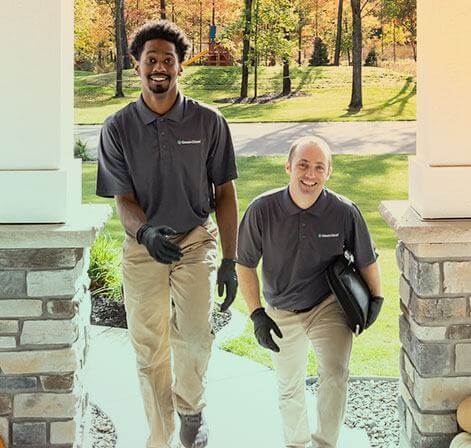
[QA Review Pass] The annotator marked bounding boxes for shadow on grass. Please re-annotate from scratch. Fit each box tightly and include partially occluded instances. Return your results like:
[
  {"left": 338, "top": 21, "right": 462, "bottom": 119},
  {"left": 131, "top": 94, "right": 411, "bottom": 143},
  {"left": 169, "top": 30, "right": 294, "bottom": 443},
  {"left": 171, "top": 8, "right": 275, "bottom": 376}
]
[
  {"left": 341, "top": 77, "right": 416, "bottom": 119},
  {"left": 293, "top": 67, "right": 322, "bottom": 93}
]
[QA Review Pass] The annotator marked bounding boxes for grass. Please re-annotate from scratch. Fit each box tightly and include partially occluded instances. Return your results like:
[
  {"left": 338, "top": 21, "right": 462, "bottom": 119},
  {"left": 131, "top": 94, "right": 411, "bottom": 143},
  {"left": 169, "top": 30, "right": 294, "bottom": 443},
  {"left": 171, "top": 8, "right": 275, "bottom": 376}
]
[
  {"left": 75, "top": 65, "right": 416, "bottom": 124},
  {"left": 82, "top": 153, "right": 407, "bottom": 377}
]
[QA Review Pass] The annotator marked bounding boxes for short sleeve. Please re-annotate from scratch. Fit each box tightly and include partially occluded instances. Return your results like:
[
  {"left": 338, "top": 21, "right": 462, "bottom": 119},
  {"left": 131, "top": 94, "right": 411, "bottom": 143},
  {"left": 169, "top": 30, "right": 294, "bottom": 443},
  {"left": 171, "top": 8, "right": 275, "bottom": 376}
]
[
  {"left": 207, "top": 112, "right": 238, "bottom": 186},
  {"left": 345, "top": 203, "right": 378, "bottom": 268},
  {"left": 236, "top": 203, "right": 263, "bottom": 268},
  {"left": 96, "top": 118, "right": 134, "bottom": 198}
]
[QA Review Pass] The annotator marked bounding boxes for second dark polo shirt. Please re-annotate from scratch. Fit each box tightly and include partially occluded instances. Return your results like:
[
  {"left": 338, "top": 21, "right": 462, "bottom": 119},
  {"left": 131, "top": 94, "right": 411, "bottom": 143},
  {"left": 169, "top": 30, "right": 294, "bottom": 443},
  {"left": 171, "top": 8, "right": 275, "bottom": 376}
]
[
  {"left": 96, "top": 94, "right": 238, "bottom": 233},
  {"left": 237, "top": 187, "right": 377, "bottom": 311}
]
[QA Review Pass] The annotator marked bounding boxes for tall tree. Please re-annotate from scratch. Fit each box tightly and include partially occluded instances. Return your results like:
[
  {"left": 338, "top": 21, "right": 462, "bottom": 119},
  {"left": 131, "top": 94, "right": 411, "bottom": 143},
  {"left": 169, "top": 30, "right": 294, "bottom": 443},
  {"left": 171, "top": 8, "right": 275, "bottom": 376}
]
[
  {"left": 282, "top": 29, "right": 291, "bottom": 95},
  {"left": 240, "top": 0, "right": 253, "bottom": 98},
  {"left": 382, "top": 0, "right": 416, "bottom": 61},
  {"left": 114, "top": 0, "right": 125, "bottom": 97},
  {"left": 348, "top": 0, "right": 362, "bottom": 111},
  {"left": 333, "top": 0, "right": 343, "bottom": 65},
  {"left": 160, "top": 0, "right": 166, "bottom": 18},
  {"left": 120, "top": 0, "right": 132, "bottom": 69}
]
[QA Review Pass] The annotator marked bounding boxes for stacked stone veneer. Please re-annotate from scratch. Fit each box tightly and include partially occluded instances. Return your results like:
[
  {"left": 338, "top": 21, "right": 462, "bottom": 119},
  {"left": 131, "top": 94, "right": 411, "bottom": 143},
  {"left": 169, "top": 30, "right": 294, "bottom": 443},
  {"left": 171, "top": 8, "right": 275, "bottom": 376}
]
[
  {"left": 0, "top": 248, "right": 91, "bottom": 447},
  {"left": 396, "top": 242, "right": 471, "bottom": 448}
]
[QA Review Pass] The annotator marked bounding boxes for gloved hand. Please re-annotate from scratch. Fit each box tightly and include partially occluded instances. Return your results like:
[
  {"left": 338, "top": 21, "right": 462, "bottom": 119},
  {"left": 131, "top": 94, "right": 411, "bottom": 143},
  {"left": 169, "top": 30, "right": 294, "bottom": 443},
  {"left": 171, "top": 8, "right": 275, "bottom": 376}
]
[
  {"left": 217, "top": 258, "right": 238, "bottom": 312},
  {"left": 366, "top": 295, "right": 384, "bottom": 328},
  {"left": 250, "top": 307, "right": 283, "bottom": 352},
  {"left": 136, "top": 224, "right": 183, "bottom": 264}
]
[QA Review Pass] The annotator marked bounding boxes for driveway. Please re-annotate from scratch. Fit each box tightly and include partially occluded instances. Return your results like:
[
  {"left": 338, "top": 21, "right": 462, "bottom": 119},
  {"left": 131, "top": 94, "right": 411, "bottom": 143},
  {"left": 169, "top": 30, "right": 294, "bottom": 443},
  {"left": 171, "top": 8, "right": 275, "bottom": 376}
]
[{"left": 75, "top": 121, "right": 416, "bottom": 159}]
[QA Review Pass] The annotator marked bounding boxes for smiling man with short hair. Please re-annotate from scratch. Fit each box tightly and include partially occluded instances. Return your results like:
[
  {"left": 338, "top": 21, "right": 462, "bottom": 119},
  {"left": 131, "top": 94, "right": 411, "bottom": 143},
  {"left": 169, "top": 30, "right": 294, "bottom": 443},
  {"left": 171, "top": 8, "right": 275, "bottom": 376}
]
[
  {"left": 96, "top": 20, "right": 238, "bottom": 448},
  {"left": 236, "top": 136, "right": 382, "bottom": 448}
]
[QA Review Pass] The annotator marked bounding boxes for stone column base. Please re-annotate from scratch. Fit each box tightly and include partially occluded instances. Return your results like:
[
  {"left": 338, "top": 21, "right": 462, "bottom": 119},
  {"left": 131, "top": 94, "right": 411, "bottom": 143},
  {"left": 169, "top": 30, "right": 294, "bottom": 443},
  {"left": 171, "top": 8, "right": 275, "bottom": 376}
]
[
  {"left": 0, "top": 204, "right": 111, "bottom": 447},
  {"left": 380, "top": 200, "right": 471, "bottom": 448}
]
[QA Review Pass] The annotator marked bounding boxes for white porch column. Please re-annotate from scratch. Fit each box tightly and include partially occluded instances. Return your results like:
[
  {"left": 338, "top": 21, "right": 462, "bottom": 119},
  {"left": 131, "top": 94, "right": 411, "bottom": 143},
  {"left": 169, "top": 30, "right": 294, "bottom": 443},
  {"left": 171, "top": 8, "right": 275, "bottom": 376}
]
[
  {"left": 409, "top": 0, "right": 471, "bottom": 219},
  {"left": 381, "top": 2, "right": 471, "bottom": 447},
  {"left": 0, "top": 0, "right": 80, "bottom": 223}
]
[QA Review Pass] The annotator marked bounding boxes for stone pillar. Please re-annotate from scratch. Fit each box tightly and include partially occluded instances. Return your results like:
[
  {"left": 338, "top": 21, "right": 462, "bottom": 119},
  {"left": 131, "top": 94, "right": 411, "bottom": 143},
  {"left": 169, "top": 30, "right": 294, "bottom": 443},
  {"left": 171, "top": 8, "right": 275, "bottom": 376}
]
[
  {"left": 0, "top": 207, "right": 111, "bottom": 447},
  {"left": 380, "top": 202, "right": 471, "bottom": 448},
  {"left": 0, "top": 1, "right": 112, "bottom": 446},
  {"left": 381, "top": 1, "right": 471, "bottom": 446}
]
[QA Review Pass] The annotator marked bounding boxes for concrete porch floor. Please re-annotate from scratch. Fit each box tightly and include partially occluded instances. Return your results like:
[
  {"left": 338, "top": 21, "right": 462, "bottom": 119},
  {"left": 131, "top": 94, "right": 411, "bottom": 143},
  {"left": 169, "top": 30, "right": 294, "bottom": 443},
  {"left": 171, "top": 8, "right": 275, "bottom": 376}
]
[{"left": 84, "top": 323, "right": 371, "bottom": 448}]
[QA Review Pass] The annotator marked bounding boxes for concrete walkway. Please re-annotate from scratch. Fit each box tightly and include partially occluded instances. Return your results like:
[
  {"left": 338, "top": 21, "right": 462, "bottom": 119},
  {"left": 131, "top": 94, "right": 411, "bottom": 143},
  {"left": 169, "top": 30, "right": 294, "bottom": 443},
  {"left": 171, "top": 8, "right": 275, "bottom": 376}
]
[
  {"left": 84, "top": 315, "right": 371, "bottom": 448},
  {"left": 75, "top": 121, "right": 416, "bottom": 159}
]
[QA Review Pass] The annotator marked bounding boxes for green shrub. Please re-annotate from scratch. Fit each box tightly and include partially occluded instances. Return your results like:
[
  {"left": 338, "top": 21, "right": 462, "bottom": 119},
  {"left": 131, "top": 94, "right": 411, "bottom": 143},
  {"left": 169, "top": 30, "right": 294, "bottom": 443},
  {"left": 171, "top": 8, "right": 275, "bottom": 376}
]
[
  {"left": 89, "top": 233, "right": 122, "bottom": 301},
  {"left": 309, "top": 37, "right": 329, "bottom": 66},
  {"left": 74, "top": 137, "right": 94, "bottom": 161},
  {"left": 365, "top": 47, "right": 378, "bottom": 67}
]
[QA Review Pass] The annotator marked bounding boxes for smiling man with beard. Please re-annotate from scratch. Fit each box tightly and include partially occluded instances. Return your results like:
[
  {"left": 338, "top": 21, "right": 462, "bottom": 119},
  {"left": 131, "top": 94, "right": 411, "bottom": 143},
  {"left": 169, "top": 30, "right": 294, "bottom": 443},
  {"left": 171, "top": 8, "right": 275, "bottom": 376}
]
[
  {"left": 236, "top": 136, "right": 382, "bottom": 448},
  {"left": 96, "top": 20, "right": 238, "bottom": 448}
]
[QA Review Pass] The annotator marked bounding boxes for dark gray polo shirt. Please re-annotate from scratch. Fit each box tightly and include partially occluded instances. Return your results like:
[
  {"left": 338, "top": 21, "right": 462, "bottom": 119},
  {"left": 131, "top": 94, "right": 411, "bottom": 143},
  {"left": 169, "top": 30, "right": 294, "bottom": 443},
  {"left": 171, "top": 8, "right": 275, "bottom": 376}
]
[
  {"left": 96, "top": 93, "right": 238, "bottom": 233},
  {"left": 237, "top": 187, "right": 377, "bottom": 311}
]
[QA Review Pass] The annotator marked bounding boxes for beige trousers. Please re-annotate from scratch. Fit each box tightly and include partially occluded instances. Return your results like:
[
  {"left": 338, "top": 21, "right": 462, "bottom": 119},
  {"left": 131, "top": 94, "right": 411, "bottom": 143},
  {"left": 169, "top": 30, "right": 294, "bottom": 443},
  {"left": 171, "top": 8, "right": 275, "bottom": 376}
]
[
  {"left": 267, "top": 295, "right": 353, "bottom": 448},
  {"left": 122, "top": 218, "right": 218, "bottom": 448}
]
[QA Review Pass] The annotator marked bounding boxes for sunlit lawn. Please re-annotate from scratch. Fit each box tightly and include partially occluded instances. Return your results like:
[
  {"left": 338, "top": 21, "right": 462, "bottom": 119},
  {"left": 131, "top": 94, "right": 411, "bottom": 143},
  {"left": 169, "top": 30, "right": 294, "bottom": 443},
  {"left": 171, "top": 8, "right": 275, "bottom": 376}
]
[
  {"left": 82, "top": 153, "right": 408, "bottom": 376},
  {"left": 75, "top": 65, "right": 416, "bottom": 124}
]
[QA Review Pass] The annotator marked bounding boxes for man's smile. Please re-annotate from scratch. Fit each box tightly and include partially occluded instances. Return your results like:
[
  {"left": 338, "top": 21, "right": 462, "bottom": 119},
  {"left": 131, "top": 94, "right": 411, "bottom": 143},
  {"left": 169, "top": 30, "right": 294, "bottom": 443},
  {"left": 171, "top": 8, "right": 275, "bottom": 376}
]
[
  {"left": 300, "top": 179, "right": 317, "bottom": 187},
  {"left": 149, "top": 74, "right": 169, "bottom": 82}
]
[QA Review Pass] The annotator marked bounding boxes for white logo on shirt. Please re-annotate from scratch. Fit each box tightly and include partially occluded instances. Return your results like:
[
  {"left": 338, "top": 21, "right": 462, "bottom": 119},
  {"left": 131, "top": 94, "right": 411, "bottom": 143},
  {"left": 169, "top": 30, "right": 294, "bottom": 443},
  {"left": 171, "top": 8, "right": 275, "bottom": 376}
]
[
  {"left": 318, "top": 233, "right": 340, "bottom": 238},
  {"left": 177, "top": 140, "right": 201, "bottom": 145}
]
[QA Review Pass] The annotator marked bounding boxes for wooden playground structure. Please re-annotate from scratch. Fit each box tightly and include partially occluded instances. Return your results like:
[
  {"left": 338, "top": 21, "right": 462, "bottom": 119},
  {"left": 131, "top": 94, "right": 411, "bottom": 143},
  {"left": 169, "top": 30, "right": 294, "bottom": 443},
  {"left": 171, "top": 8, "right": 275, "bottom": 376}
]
[{"left": 183, "top": 42, "right": 233, "bottom": 67}]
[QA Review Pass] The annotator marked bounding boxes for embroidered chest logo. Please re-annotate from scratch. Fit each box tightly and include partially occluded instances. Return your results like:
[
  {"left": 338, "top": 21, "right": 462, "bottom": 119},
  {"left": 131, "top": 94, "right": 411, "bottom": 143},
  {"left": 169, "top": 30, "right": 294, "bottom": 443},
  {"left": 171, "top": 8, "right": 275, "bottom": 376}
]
[
  {"left": 177, "top": 139, "right": 201, "bottom": 145},
  {"left": 318, "top": 233, "right": 340, "bottom": 238}
]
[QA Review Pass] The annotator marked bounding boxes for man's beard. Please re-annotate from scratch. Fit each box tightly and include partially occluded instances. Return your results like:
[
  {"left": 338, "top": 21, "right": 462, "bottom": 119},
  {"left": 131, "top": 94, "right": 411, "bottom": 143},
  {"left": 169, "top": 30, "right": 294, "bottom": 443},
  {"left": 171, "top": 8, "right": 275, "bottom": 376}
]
[{"left": 149, "top": 83, "right": 169, "bottom": 94}]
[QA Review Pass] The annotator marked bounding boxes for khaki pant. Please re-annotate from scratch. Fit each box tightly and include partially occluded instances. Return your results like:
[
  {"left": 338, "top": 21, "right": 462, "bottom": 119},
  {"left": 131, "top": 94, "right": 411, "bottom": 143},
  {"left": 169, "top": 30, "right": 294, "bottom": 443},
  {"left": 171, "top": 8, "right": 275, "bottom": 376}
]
[
  {"left": 267, "top": 295, "right": 353, "bottom": 448},
  {"left": 122, "top": 218, "right": 218, "bottom": 448}
]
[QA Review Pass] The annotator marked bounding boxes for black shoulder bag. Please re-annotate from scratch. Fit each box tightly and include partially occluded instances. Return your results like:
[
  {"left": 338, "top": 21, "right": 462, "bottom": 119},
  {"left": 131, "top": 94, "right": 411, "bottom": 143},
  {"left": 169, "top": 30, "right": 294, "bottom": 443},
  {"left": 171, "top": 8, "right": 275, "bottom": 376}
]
[{"left": 325, "top": 251, "right": 383, "bottom": 336}]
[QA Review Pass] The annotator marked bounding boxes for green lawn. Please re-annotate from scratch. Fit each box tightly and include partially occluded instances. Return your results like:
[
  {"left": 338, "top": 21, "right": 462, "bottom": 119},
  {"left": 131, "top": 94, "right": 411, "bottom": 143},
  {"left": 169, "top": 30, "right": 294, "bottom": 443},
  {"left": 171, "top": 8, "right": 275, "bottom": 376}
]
[
  {"left": 82, "top": 154, "right": 407, "bottom": 377},
  {"left": 75, "top": 65, "right": 416, "bottom": 124}
]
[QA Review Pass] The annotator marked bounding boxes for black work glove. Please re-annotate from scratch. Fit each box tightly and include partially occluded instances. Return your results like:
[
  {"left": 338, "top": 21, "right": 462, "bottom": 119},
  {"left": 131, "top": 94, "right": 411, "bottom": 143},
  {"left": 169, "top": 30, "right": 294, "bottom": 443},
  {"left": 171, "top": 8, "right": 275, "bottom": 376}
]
[
  {"left": 366, "top": 295, "right": 384, "bottom": 328},
  {"left": 136, "top": 224, "right": 183, "bottom": 264},
  {"left": 250, "top": 307, "right": 283, "bottom": 353},
  {"left": 217, "top": 259, "right": 238, "bottom": 312}
]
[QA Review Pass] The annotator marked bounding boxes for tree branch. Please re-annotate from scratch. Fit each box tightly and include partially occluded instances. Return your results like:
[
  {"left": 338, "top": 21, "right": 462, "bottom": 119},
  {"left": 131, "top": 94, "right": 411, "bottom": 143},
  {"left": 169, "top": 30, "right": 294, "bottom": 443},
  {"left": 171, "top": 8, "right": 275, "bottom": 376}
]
[{"left": 360, "top": 0, "right": 370, "bottom": 12}]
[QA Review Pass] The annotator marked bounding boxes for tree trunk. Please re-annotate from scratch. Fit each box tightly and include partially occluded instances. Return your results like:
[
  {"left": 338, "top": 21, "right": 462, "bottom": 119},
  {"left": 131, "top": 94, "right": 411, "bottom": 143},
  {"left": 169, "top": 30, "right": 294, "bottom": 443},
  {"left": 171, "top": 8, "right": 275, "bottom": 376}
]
[
  {"left": 297, "top": 25, "right": 302, "bottom": 66},
  {"left": 410, "top": 41, "right": 417, "bottom": 61},
  {"left": 344, "top": 16, "right": 351, "bottom": 65},
  {"left": 114, "top": 0, "right": 125, "bottom": 98},
  {"left": 282, "top": 29, "right": 291, "bottom": 95},
  {"left": 348, "top": 0, "right": 362, "bottom": 111},
  {"left": 119, "top": 0, "right": 131, "bottom": 69},
  {"left": 334, "top": 0, "right": 343, "bottom": 66},
  {"left": 253, "top": 0, "right": 259, "bottom": 98},
  {"left": 282, "top": 59, "right": 291, "bottom": 95},
  {"left": 393, "top": 21, "right": 396, "bottom": 62},
  {"left": 160, "top": 0, "right": 166, "bottom": 19},
  {"left": 240, "top": 0, "right": 252, "bottom": 99},
  {"left": 199, "top": 0, "right": 203, "bottom": 53}
]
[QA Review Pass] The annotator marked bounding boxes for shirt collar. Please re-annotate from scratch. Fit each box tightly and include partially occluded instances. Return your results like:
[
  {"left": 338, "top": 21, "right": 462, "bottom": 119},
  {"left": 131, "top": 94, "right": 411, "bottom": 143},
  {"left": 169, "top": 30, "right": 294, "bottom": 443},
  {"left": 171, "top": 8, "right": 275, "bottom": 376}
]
[
  {"left": 279, "top": 186, "right": 329, "bottom": 217},
  {"left": 136, "top": 92, "right": 185, "bottom": 125}
]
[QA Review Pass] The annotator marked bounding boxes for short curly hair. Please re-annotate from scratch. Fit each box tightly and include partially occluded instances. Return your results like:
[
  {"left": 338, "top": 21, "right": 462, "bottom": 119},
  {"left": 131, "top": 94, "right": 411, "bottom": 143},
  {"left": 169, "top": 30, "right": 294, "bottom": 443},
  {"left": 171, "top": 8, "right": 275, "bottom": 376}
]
[{"left": 129, "top": 20, "right": 191, "bottom": 63}]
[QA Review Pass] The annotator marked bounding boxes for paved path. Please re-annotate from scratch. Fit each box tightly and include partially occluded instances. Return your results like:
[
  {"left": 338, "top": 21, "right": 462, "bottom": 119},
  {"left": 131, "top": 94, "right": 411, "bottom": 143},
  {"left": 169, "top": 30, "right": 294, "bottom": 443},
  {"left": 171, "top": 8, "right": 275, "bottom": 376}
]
[
  {"left": 84, "top": 315, "right": 372, "bottom": 448},
  {"left": 75, "top": 121, "right": 416, "bottom": 158}
]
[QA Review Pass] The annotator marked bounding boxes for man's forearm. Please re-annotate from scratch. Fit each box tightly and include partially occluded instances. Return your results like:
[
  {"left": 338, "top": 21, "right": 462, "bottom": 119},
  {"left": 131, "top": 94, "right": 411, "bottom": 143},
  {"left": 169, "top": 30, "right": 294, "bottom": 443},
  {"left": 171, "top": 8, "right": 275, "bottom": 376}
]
[
  {"left": 115, "top": 196, "right": 147, "bottom": 238},
  {"left": 215, "top": 181, "right": 238, "bottom": 259},
  {"left": 236, "top": 264, "right": 263, "bottom": 314},
  {"left": 359, "top": 261, "right": 382, "bottom": 297}
]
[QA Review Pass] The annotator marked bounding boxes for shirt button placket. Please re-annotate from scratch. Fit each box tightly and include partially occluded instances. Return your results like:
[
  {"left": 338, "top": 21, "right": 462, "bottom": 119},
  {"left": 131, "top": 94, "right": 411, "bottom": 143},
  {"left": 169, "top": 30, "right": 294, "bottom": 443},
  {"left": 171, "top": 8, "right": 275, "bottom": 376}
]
[
  {"left": 158, "top": 120, "right": 170, "bottom": 164},
  {"left": 300, "top": 212, "right": 307, "bottom": 242}
]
